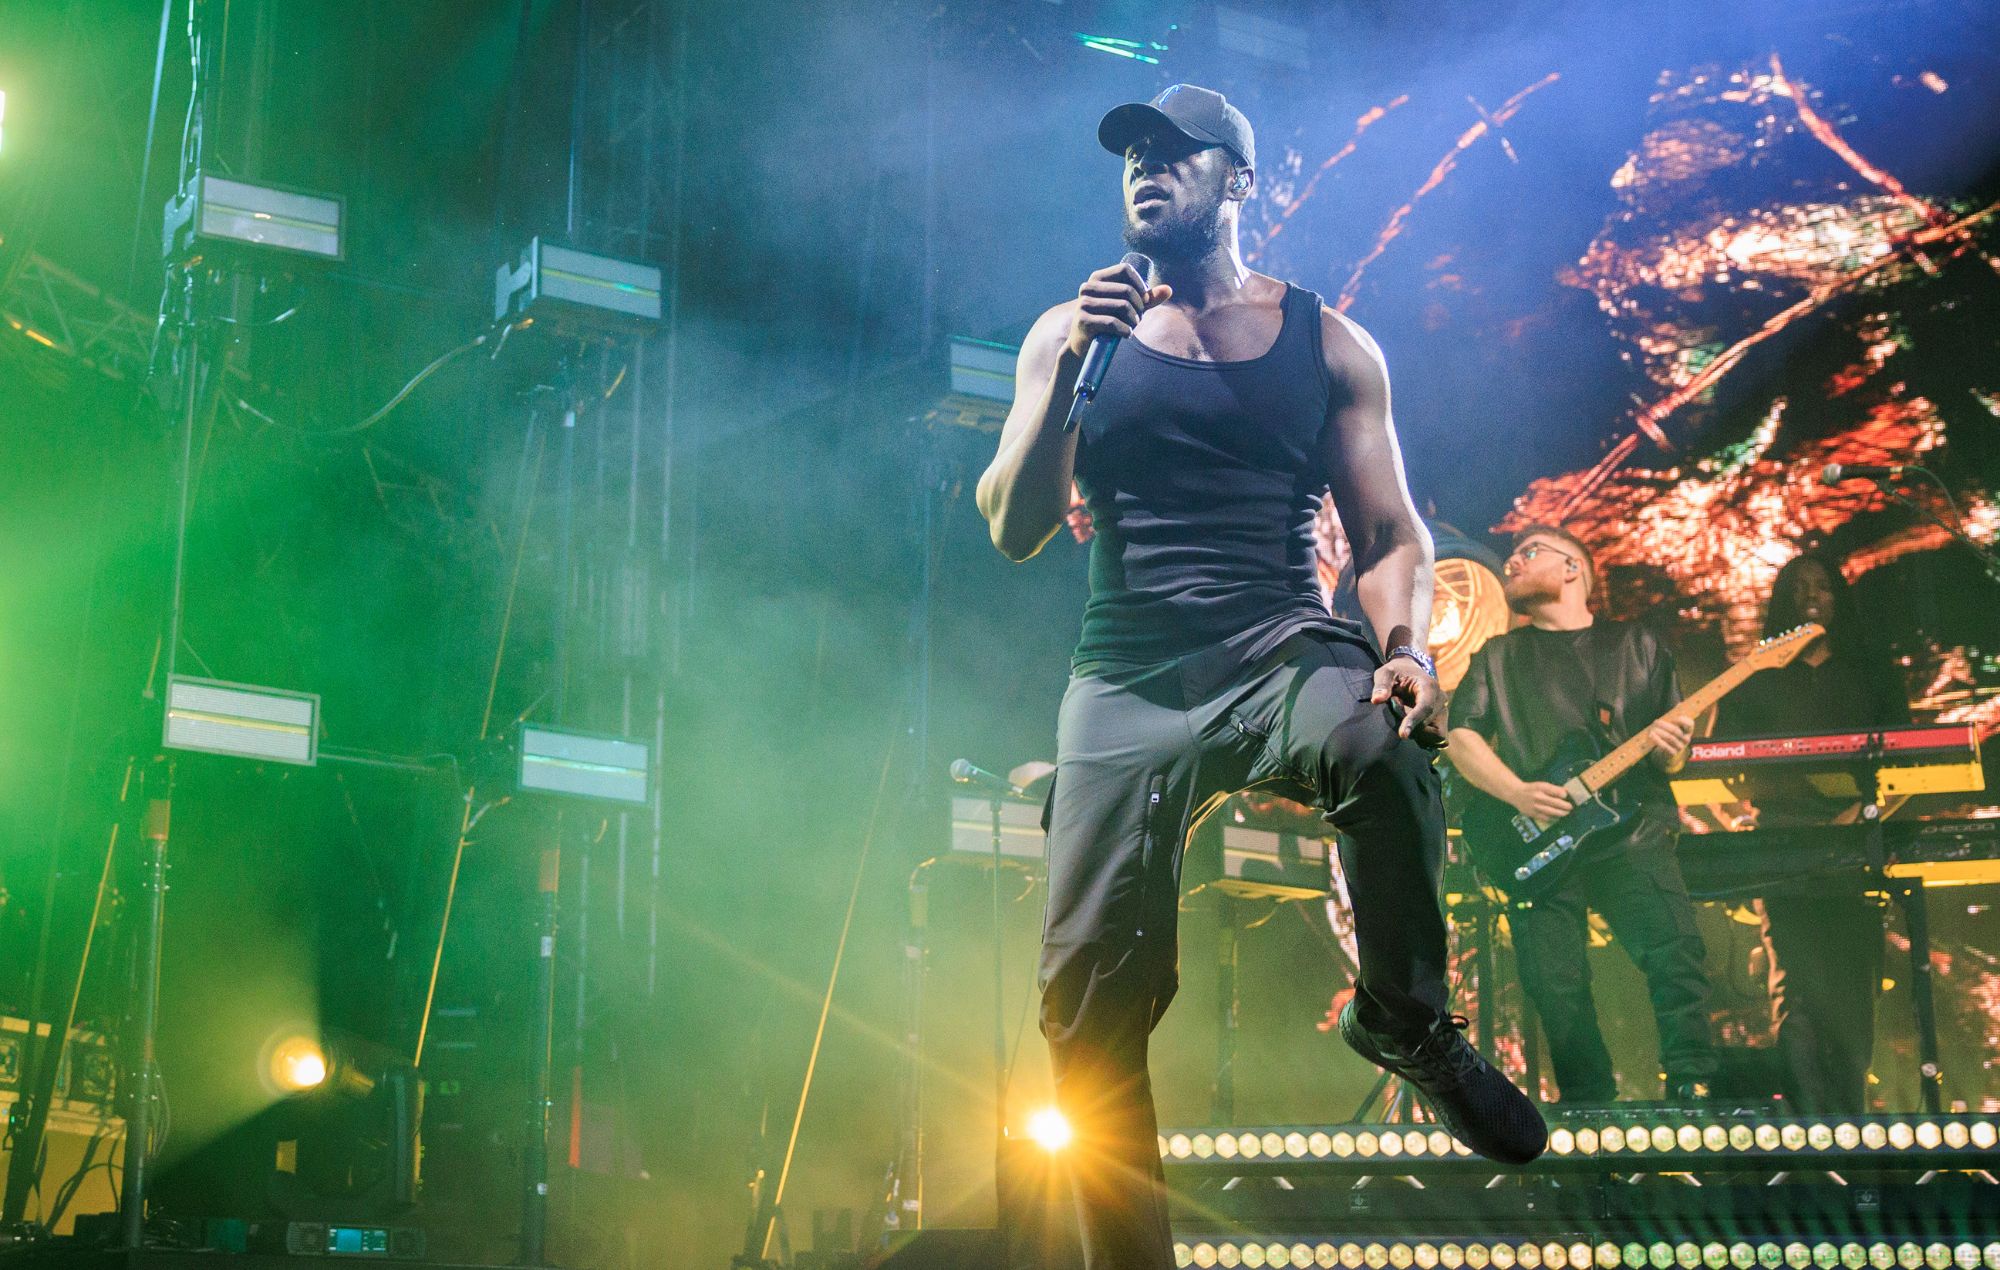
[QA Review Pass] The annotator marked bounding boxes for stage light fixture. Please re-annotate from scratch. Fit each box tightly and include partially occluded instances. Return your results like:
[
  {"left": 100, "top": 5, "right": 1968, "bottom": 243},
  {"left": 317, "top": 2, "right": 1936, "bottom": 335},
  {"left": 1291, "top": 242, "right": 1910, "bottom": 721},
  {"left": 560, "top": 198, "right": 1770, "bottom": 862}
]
[
  {"left": 518, "top": 725, "right": 650, "bottom": 805},
  {"left": 494, "top": 237, "right": 661, "bottom": 332},
  {"left": 1160, "top": 1113, "right": 2000, "bottom": 1172},
  {"left": 164, "top": 675, "right": 318, "bottom": 765},
  {"left": 948, "top": 336, "right": 1017, "bottom": 404},
  {"left": 266, "top": 1035, "right": 328, "bottom": 1094},
  {"left": 1158, "top": 1246, "right": 2000, "bottom": 1270},
  {"left": 164, "top": 171, "right": 344, "bottom": 262},
  {"left": 1025, "top": 1106, "right": 1072, "bottom": 1152}
]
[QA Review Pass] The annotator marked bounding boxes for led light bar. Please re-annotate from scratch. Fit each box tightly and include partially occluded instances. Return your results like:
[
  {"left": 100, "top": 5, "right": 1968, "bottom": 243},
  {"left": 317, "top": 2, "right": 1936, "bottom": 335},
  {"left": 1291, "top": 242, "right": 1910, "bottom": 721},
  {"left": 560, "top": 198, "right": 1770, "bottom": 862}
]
[
  {"left": 949, "top": 337, "right": 1018, "bottom": 404},
  {"left": 1218, "top": 824, "right": 1330, "bottom": 899},
  {"left": 949, "top": 796, "right": 1046, "bottom": 865},
  {"left": 1158, "top": 1114, "right": 2000, "bottom": 1171},
  {"left": 518, "top": 726, "right": 649, "bottom": 805},
  {"left": 1172, "top": 1240, "right": 2000, "bottom": 1270},
  {"left": 494, "top": 238, "right": 661, "bottom": 331},
  {"left": 164, "top": 172, "right": 344, "bottom": 262},
  {"left": 163, "top": 676, "right": 318, "bottom": 765}
]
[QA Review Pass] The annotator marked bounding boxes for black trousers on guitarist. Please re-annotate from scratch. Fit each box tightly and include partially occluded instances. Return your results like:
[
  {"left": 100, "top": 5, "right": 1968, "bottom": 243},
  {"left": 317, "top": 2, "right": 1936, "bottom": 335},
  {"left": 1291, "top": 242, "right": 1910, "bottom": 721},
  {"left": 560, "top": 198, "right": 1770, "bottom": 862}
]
[
  {"left": 1504, "top": 820, "right": 1715, "bottom": 1102},
  {"left": 1448, "top": 526, "right": 1720, "bottom": 1103}
]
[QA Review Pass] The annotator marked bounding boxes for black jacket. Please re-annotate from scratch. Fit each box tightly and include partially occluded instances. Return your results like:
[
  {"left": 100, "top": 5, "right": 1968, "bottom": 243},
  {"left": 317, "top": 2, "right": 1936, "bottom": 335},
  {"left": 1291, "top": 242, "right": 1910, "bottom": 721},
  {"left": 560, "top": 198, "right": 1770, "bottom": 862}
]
[{"left": 1454, "top": 619, "right": 1684, "bottom": 825}]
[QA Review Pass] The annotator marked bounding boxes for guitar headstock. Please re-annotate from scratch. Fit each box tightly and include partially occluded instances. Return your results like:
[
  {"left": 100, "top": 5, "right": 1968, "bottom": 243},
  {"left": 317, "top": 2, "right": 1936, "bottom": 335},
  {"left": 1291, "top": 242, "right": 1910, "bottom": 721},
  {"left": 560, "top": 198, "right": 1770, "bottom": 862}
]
[{"left": 1745, "top": 622, "right": 1825, "bottom": 671}]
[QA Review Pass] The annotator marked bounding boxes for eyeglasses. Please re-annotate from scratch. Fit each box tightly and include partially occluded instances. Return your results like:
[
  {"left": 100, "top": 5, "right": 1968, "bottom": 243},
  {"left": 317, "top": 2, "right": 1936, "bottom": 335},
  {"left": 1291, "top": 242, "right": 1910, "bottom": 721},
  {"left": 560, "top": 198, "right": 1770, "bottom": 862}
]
[{"left": 1505, "top": 542, "right": 1583, "bottom": 568}]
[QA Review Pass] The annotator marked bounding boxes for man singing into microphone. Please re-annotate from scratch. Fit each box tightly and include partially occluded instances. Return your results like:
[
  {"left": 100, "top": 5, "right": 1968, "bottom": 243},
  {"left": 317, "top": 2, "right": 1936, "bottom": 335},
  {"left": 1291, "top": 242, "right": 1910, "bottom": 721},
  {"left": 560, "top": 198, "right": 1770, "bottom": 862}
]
[{"left": 975, "top": 85, "right": 1545, "bottom": 1270}]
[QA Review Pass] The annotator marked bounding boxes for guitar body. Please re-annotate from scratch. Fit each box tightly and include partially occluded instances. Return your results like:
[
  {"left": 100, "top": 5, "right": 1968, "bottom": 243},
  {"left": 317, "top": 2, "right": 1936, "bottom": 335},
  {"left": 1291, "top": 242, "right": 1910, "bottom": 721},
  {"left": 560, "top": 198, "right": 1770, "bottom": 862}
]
[{"left": 1461, "top": 731, "right": 1632, "bottom": 899}]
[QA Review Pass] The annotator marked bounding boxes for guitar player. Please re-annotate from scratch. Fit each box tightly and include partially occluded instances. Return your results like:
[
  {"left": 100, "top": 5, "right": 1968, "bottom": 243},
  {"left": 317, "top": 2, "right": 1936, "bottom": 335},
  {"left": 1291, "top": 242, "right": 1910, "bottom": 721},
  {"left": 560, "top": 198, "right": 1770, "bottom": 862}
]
[{"left": 1446, "top": 525, "right": 1721, "bottom": 1104}]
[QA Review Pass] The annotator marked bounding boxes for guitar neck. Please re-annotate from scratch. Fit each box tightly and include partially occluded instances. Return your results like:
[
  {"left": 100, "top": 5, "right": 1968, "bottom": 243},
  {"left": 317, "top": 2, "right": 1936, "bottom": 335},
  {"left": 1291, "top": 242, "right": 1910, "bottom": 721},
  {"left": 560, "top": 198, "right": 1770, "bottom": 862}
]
[{"left": 1575, "top": 657, "right": 1766, "bottom": 794}]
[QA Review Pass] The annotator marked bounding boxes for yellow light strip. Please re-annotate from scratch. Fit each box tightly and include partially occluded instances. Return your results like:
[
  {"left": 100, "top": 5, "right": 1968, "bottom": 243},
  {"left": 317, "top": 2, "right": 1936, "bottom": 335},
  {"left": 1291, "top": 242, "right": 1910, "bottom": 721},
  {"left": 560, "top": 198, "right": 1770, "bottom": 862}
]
[
  {"left": 166, "top": 707, "right": 310, "bottom": 737},
  {"left": 1173, "top": 1243, "right": 2000, "bottom": 1270},
  {"left": 1161, "top": 1117, "right": 1998, "bottom": 1161}
]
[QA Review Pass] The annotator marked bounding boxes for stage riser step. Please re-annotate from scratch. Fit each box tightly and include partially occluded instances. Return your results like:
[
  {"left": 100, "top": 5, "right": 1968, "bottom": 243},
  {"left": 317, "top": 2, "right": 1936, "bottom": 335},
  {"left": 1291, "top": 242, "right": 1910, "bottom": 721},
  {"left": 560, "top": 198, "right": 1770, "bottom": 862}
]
[{"left": 1169, "top": 1179, "right": 1997, "bottom": 1232}]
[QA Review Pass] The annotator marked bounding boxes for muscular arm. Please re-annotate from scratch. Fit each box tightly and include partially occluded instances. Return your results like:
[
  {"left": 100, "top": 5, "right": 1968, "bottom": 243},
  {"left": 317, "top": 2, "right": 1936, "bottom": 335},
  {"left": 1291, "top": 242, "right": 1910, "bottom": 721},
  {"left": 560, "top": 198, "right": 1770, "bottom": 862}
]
[
  {"left": 1318, "top": 309, "right": 1432, "bottom": 662},
  {"left": 977, "top": 264, "right": 1171, "bottom": 561},
  {"left": 975, "top": 306, "right": 1086, "bottom": 562}
]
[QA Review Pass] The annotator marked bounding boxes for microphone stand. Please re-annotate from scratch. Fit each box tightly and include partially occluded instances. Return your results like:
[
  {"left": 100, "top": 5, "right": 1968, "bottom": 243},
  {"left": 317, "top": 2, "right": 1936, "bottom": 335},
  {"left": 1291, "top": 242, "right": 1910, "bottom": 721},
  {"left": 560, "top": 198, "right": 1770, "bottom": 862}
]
[
  {"left": 1864, "top": 471, "right": 2000, "bottom": 588},
  {"left": 988, "top": 798, "right": 1007, "bottom": 1223}
]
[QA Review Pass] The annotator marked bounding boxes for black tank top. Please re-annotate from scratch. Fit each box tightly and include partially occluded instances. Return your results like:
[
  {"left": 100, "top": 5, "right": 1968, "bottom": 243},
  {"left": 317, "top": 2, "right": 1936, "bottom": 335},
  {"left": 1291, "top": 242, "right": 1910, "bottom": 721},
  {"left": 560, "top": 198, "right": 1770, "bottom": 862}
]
[{"left": 1071, "top": 282, "right": 1373, "bottom": 670}]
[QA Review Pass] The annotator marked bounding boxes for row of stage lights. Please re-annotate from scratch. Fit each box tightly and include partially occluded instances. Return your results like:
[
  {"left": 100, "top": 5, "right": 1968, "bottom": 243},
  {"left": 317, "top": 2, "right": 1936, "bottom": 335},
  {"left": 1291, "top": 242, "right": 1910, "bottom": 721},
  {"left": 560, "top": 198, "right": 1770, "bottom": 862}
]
[
  {"left": 1159, "top": 1115, "right": 2000, "bottom": 1164},
  {"left": 1173, "top": 1242, "right": 2000, "bottom": 1270}
]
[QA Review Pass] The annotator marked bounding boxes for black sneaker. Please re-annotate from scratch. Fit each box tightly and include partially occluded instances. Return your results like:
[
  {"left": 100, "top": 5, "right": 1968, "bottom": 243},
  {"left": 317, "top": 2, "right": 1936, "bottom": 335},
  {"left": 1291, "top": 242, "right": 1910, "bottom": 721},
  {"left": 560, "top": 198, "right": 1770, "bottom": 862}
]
[
  {"left": 1664, "top": 1077, "right": 1714, "bottom": 1104},
  {"left": 1338, "top": 1001, "right": 1549, "bottom": 1165}
]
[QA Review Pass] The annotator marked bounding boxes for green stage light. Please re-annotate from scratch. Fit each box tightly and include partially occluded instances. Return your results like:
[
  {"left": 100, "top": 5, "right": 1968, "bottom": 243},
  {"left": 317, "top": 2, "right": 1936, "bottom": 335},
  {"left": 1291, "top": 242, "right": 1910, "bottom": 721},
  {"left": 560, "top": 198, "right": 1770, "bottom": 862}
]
[
  {"left": 165, "top": 171, "right": 344, "bottom": 262},
  {"left": 165, "top": 675, "right": 318, "bottom": 765},
  {"left": 1073, "top": 32, "right": 1165, "bottom": 64}
]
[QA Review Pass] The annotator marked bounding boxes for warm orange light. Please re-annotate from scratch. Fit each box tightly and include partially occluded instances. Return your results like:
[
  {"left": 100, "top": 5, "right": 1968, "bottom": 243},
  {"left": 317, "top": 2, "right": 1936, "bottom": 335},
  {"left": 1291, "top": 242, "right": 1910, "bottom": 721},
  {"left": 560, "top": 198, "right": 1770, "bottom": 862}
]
[
  {"left": 269, "top": 1036, "right": 327, "bottom": 1092},
  {"left": 1026, "top": 1106, "right": 1073, "bottom": 1152}
]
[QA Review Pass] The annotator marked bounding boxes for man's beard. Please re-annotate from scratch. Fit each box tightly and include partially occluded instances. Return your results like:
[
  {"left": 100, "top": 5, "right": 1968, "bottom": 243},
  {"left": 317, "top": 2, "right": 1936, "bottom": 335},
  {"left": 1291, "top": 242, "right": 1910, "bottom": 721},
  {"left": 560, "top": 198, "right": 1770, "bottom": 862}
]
[
  {"left": 1122, "top": 185, "right": 1226, "bottom": 264},
  {"left": 1503, "top": 576, "right": 1557, "bottom": 613}
]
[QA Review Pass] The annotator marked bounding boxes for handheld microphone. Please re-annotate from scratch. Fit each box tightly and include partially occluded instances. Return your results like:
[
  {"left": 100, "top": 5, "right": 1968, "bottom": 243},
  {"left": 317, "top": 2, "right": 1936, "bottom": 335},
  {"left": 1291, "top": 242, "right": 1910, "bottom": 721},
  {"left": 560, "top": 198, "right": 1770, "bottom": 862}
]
[
  {"left": 949, "top": 758, "right": 1027, "bottom": 799},
  {"left": 1063, "top": 251, "right": 1153, "bottom": 433},
  {"left": 1821, "top": 462, "right": 1920, "bottom": 485}
]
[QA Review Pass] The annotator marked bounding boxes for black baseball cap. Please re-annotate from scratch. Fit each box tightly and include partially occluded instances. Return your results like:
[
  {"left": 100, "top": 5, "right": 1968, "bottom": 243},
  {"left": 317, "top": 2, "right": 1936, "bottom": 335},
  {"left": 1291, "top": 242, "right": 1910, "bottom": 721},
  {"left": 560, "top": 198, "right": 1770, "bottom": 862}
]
[{"left": 1097, "top": 83, "right": 1255, "bottom": 169}]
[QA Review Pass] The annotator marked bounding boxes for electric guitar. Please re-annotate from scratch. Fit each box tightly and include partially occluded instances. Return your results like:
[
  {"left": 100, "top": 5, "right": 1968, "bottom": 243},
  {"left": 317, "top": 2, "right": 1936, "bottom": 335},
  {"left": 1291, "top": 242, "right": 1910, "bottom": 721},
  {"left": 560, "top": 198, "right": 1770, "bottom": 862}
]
[{"left": 1460, "top": 624, "right": 1823, "bottom": 898}]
